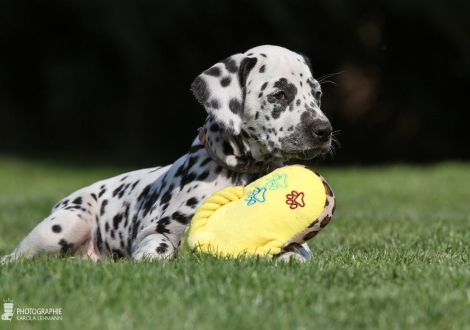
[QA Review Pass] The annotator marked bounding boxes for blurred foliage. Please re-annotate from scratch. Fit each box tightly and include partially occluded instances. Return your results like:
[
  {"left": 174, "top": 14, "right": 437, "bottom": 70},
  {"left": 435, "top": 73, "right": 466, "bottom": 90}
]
[{"left": 0, "top": 0, "right": 469, "bottom": 166}]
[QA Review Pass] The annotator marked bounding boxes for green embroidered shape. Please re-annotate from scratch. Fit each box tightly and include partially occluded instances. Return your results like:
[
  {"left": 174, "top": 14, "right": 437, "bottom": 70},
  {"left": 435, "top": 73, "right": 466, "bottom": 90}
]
[{"left": 266, "top": 173, "right": 288, "bottom": 190}]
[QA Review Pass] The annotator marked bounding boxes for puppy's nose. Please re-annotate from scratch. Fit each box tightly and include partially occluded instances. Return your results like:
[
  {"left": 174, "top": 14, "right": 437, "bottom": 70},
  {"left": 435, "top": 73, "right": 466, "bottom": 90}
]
[{"left": 311, "top": 121, "right": 333, "bottom": 142}]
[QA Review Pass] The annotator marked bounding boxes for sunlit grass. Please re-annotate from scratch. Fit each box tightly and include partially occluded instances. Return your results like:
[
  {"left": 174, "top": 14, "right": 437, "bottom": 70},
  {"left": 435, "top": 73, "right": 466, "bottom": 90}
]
[{"left": 1, "top": 158, "right": 469, "bottom": 329}]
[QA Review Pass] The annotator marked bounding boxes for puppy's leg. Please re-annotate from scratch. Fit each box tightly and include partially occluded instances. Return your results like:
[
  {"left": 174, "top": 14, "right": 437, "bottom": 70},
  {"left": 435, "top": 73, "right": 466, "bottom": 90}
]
[
  {"left": 1, "top": 208, "right": 94, "bottom": 263},
  {"left": 278, "top": 242, "right": 312, "bottom": 263},
  {"left": 131, "top": 233, "right": 175, "bottom": 260}
]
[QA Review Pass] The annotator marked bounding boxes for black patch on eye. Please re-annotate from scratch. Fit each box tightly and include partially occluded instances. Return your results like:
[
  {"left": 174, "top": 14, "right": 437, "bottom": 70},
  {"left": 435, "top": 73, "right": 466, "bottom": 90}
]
[
  {"left": 229, "top": 98, "right": 242, "bottom": 115},
  {"left": 273, "top": 78, "right": 298, "bottom": 100},
  {"left": 205, "top": 66, "right": 221, "bottom": 77},
  {"left": 210, "top": 99, "right": 220, "bottom": 109},
  {"left": 259, "top": 65, "right": 266, "bottom": 73},
  {"left": 261, "top": 81, "right": 268, "bottom": 91},
  {"left": 220, "top": 76, "right": 231, "bottom": 87},
  {"left": 220, "top": 57, "right": 238, "bottom": 73},
  {"left": 52, "top": 225, "right": 62, "bottom": 233},
  {"left": 191, "top": 76, "right": 210, "bottom": 103}
]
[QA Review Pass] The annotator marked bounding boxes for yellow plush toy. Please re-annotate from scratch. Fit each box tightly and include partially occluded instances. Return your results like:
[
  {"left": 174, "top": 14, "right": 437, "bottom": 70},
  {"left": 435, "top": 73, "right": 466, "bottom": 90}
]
[{"left": 181, "top": 165, "right": 336, "bottom": 259}]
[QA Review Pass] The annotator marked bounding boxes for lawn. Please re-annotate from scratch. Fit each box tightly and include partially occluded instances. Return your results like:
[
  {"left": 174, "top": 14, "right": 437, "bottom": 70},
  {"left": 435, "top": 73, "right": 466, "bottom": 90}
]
[{"left": 0, "top": 158, "right": 469, "bottom": 330}]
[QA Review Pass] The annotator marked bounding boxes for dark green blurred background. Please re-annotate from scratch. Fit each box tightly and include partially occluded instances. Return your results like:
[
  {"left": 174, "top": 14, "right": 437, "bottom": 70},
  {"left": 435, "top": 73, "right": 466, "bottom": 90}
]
[{"left": 1, "top": 0, "right": 469, "bottom": 166}]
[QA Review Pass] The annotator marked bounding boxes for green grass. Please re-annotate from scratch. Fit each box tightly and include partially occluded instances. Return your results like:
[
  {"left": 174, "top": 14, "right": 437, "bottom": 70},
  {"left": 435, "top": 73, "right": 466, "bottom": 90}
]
[{"left": 0, "top": 157, "right": 469, "bottom": 330}]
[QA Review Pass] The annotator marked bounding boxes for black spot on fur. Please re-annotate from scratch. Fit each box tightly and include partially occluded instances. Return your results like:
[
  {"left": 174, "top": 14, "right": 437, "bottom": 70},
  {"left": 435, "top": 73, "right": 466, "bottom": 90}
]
[
  {"left": 105, "top": 222, "right": 110, "bottom": 232},
  {"left": 156, "top": 216, "right": 171, "bottom": 234},
  {"left": 210, "top": 121, "right": 220, "bottom": 132},
  {"left": 260, "top": 53, "right": 267, "bottom": 58},
  {"left": 205, "top": 66, "right": 221, "bottom": 77},
  {"left": 52, "top": 225, "right": 62, "bottom": 233},
  {"left": 113, "top": 184, "right": 125, "bottom": 197},
  {"left": 210, "top": 99, "right": 220, "bottom": 109},
  {"left": 174, "top": 164, "right": 185, "bottom": 177},
  {"left": 98, "top": 188, "right": 106, "bottom": 198},
  {"left": 258, "top": 92, "right": 263, "bottom": 98},
  {"left": 259, "top": 65, "right": 266, "bottom": 73},
  {"left": 220, "top": 57, "right": 238, "bottom": 73},
  {"left": 229, "top": 98, "right": 242, "bottom": 115},
  {"left": 58, "top": 239, "right": 73, "bottom": 253},
  {"left": 113, "top": 213, "right": 123, "bottom": 230},
  {"left": 96, "top": 227, "right": 103, "bottom": 252},
  {"left": 160, "top": 190, "right": 172, "bottom": 205},
  {"left": 200, "top": 157, "right": 212, "bottom": 167},
  {"left": 72, "top": 197, "right": 82, "bottom": 205},
  {"left": 222, "top": 141, "right": 234, "bottom": 155},
  {"left": 111, "top": 249, "right": 124, "bottom": 260},
  {"left": 255, "top": 112, "right": 260, "bottom": 120},
  {"left": 197, "top": 170, "right": 209, "bottom": 181},
  {"left": 191, "top": 76, "right": 210, "bottom": 103},
  {"left": 156, "top": 243, "right": 169, "bottom": 254},
  {"left": 130, "top": 180, "right": 140, "bottom": 192},
  {"left": 100, "top": 200, "right": 108, "bottom": 216},
  {"left": 296, "top": 99, "right": 301, "bottom": 106},
  {"left": 172, "top": 211, "right": 191, "bottom": 225},
  {"left": 180, "top": 172, "right": 197, "bottom": 189},
  {"left": 261, "top": 81, "right": 268, "bottom": 91},
  {"left": 220, "top": 76, "right": 231, "bottom": 87},
  {"left": 272, "top": 105, "right": 286, "bottom": 119},
  {"left": 186, "top": 197, "right": 199, "bottom": 208}
]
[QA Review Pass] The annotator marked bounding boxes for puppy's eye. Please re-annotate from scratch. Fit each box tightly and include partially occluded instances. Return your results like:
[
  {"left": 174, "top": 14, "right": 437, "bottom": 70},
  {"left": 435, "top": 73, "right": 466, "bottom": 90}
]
[
  {"left": 315, "top": 91, "right": 322, "bottom": 99},
  {"left": 273, "top": 91, "right": 286, "bottom": 100}
]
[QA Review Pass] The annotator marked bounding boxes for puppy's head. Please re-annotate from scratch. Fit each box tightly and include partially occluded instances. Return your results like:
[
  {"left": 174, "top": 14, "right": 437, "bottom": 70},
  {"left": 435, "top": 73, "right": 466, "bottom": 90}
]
[{"left": 191, "top": 45, "right": 332, "bottom": 161}]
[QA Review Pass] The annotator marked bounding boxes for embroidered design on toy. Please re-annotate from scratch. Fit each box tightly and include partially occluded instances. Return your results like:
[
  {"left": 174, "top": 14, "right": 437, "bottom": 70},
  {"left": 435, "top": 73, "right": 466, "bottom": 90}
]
[
  {"left": 265, "top": 173, "right": 288, "bottom": 190},
  {"left": 245, "top": 187, "right": 267, "bottom": 206},
  {"left": 286, "top": 190, "right": 305, "bottom": 209}
]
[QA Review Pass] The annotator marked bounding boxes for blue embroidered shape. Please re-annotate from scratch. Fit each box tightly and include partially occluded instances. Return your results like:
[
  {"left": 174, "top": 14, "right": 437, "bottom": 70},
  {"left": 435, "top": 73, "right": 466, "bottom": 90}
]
[
  {"left": 266, "top": 173, "right": 288, "bottom": 190},
  {"left": 245, "top": 187, "right": 267, "bottom": 206}
]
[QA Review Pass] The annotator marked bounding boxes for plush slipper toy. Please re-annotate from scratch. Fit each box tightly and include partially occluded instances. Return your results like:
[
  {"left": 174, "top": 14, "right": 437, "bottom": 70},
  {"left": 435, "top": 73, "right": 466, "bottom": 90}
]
[{"left": 181, "top": 165, "right": 336, "bottom": 259}]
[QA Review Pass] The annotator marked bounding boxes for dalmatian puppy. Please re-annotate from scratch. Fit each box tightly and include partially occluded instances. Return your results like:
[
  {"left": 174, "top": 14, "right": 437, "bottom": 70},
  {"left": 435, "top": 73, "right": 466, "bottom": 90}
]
[{"left": 1, "top": 45, "right": 333, "bottom": 263}]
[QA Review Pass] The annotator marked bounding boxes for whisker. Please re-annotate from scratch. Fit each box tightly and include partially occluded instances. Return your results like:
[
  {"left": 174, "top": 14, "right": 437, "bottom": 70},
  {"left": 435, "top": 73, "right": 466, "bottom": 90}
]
[{"left": 317, "top": 71, "right": 344, "bottom": 83}]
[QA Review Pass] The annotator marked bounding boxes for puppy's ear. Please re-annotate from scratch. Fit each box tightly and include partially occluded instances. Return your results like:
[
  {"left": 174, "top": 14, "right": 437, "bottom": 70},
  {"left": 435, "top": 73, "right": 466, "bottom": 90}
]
[{"left": 191, "top": 54, "right": 257, "bottom": 135}]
